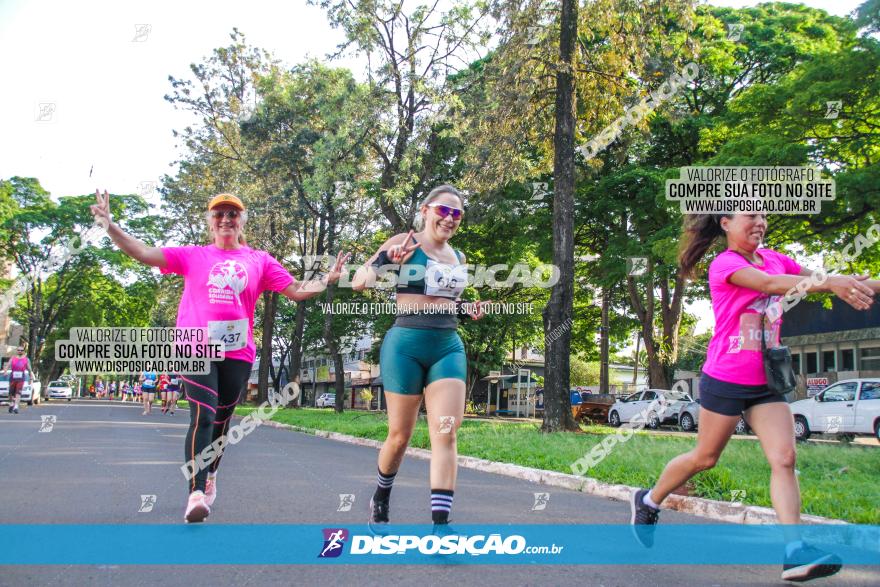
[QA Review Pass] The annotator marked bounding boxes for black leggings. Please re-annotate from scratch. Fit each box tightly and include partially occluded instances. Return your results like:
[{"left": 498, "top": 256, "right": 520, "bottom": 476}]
[{"left": 181, "top": 359, "right": 252, "bottom": 493}]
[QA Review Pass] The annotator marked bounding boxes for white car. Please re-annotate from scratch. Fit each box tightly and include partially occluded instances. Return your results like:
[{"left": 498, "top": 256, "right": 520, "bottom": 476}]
[
  {"left": 316, "top": 392, "right": 336, "bottom": 408},
  {"left": 790, "top": 378, "right": 880, "bottom": 441},
  {"left": 47, "top": 380, "right": 74, "bottom": 401},
  {"left": 608, "top": 389, "right": 694, "bottom": 429},
  {"left": 0, "top": 371, "right": 43, "bottom": 405}
]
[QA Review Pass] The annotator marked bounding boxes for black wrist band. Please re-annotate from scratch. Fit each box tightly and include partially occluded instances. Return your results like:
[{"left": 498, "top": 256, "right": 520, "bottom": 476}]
[
  {"left": 372, "top": 250, "right": 392, "bottom": 268},
  {"left": 456, "top": 300, "right": 473, "bottom": 320}
]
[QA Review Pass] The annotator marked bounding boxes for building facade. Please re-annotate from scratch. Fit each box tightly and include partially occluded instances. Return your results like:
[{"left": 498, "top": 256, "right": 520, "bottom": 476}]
[{"left": 780, "top": 298, "right": 880, "bottom": 396}]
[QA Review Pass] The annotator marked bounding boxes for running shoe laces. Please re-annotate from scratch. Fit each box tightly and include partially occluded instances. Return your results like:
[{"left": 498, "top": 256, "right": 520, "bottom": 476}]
[
  {"left": 184, "top": 490, "right": 210, "bottom": 523},
  {"left": 369, "top": 497, "right": 390, "bottom": 524},
  {"left": 205, "top": 477, "right": 217, "bottom": 507},
  {"left": 630, "top": 489, "right": 660, "bottom": 548}
]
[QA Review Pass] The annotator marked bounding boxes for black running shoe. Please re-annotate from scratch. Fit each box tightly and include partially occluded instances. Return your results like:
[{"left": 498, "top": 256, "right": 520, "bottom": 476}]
[
  {"left": 781, "top": 544, "right": 842, "bottom": 582},
  {"left": 431, "top": 521, "right": 458, "bottom": 538},
  {"left": 368, "top": 497, "right": 390, "bottom": 536},
  {"left": 7, "top": 406, "right": 11, "bottom": 413},
  {"left": 630, "top": 488, "right": 660, "bottom": 548}
]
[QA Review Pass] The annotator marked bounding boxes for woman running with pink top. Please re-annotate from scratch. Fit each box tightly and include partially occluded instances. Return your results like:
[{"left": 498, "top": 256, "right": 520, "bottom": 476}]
[
  {"left": 629, "top": 213, "right": 878, "bottom": 582},
  {"left": 91, "top": 190, "right": 349, "bottom": 523}
]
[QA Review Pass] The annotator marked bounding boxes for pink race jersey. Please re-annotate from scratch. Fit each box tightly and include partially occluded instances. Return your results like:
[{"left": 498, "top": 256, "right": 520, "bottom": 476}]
[
  {"left": 702, "top": 248, "right": 802, "bottom": 386},
  {"left": 8, "top": 357, "right": 28, "bottom": 380},
  {"left": 161, "top": 245, "right": 295, "bottom": 363}
]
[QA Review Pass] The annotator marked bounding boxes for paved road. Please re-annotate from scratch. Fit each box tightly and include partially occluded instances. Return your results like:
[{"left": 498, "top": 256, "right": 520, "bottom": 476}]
[{"left": 0, "top": 400, "right": 876, "bottom": 586}]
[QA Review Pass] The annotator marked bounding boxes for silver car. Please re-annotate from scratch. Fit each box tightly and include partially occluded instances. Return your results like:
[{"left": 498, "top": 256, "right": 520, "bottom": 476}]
[
  {"left": 677, "top": 399, "right": 751, "bottom": 434},
  {"left": 608, "top": 389, "right": 694, "bottom": 429}
]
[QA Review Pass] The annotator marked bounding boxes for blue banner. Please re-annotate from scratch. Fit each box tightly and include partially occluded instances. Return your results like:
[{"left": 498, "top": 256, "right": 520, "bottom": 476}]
[{"left": 1, "top": 524, "right": 877, "bottom": 565}]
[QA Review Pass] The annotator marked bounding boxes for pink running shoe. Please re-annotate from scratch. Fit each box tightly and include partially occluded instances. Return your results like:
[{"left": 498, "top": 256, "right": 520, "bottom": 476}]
[
  {"left": 184, "top": 490, "right": 210, "bottom": 523},
  {"left": 205, "top": 477, "right": 217, "bottom": 507}
]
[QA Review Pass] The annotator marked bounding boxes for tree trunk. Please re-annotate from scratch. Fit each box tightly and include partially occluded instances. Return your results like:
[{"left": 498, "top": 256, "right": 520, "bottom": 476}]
[
  {"left": 287, "top": 300, "right": 307, "bottom": 407},
  {"left": 599, "top": 288, "right": 610, "bottom": 393},
  {"left": 625, "top": 260, "right": 680, "bottom": 389},
  {"left": 257, "top": 291, "right": 278, "bottom": 404},
  {"left": 541, "top": 0, "right": 579, "bottom": 433},
  {"left": 332, "top": 349, "right": 346, "bottom": 413},
  {"left": 632, "top": 332, "right": 641, "bottom": 386}
]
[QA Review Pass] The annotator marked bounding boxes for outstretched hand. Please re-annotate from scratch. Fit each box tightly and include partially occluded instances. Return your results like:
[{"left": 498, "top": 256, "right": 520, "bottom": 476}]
[{"left": 830, "top": 275, "right": 874, "bottom": 311}]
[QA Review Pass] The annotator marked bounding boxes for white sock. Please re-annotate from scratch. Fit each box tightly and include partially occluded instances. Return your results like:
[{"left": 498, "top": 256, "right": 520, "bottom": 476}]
[
  {"left": 642, "top": 490, "right": 661, "bottom": 510},
  {"left": 785, "top": 540, "right": 804, "bottom": 557}
]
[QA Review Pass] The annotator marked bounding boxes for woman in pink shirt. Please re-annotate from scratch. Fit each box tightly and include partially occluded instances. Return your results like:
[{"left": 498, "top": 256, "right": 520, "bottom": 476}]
[
  {"left": 629, "top": 213, "right": 878, "bottom": 582},
  {"left": 91, "top": 190, "right": 348, "bottom": 523}
]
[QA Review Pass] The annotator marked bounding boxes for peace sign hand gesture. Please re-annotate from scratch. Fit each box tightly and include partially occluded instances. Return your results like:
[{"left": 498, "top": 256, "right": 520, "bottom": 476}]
[
  {"left": 323, "top": 251, "right": 352, "bottom": 286},
  {"left": 90, "top": 189, "right": 113, "bottom": 229},
  {"left": 385, "top": 231, "right": 421, "bottom": 264}
]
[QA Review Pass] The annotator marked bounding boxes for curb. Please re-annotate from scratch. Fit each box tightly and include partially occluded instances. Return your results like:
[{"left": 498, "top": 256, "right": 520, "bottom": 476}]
[{"left": 256, "top": 419, "right": 847, "bottom": 526}]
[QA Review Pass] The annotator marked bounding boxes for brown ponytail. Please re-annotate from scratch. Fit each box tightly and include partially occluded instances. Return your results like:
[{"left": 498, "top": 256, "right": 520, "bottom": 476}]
[{"left": 678, "top": 214, "right": 728, "bottom": 279}]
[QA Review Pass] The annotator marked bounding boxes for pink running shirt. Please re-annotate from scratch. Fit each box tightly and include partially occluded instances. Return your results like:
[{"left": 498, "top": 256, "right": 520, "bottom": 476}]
[
  {"left": 161, "top": 245, "right": 295, "bottom": 363},
  {"left": 702, "top": 248, "right": 802, "bottom": 386},
  {"left": 9, "top": 356, "right": 29, "bottom": 380}
]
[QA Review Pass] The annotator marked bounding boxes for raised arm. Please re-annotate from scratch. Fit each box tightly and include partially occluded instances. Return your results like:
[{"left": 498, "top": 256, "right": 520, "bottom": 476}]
[
  {"left": 90, "top": 189, "right": 167, "bottom": 268},
  {"left": 351, "top": 231, "right": 421, "bottom": 292},
  {"left": 729, "top": 266, "right": 874, "bottom": 310},
  {"left": 280, "top": 251, "right": 351, "bottom": 302}
]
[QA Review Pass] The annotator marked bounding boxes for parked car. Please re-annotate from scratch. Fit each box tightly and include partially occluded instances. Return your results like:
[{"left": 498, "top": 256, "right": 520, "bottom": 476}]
[
  {"left": 790, "top": 378, "right": 880, "bottom": 441},
  {"left": 678, "top": 399, "right": 700, "bottom": 432},
  {"left": 676, "top": 398, "right": 751, "bottom": 435},
  {"left": 46, "top": 380, "right": 74, "bottom": 401},
  {"left": 570, "top": 390, "right": 614, "bottom": 423},
  {"left": 316, "top": 392, "right": 336, "bottom": 408},
  {"left": 608, "top": 389, "right": 694, "bottom": 429},
  {"left": 0, "top": 371, "right": 43, "bottom": 405}
]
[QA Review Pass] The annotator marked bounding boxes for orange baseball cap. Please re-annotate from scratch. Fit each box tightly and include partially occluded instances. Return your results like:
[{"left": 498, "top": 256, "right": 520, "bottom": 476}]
[{"left": 208, "top": 193, "right": 245, "bottom": 211}]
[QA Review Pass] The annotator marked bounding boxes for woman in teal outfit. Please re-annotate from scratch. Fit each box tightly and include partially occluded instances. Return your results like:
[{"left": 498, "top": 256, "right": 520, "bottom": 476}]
[{"left": 353, "top": 185, "right": 485, "bottom": 532}]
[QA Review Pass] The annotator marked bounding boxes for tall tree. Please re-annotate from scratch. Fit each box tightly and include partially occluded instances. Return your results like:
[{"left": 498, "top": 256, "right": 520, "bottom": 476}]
[
  {"left": 460, "top": 0, "right": 695, "bottom": 423},
  {"left": 0, "top": 178, "right": 158, "bottom": 383},
  {"left": 313, "top": 0, "right": 490, "bottom": 232},
  {"left": 543, "top": 0, "right": 578, "bottom": 431}
]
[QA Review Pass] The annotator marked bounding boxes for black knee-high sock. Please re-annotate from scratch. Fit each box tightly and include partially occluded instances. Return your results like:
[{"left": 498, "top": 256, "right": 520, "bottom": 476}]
[
  {"left": 431, "top": 489, "right": 454, "bottom": 524},
  {"left": 373, "top": 468, "right": 397, "bottom": 502}
]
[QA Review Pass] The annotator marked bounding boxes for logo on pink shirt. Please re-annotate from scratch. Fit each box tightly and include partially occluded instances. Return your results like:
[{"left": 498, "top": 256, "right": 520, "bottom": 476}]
[
  {"left": 727, "top": 336, "right": 744, "bottom": 353},
  {"left": 206, "top": 260, "right": 248, "bottom": 306}
]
